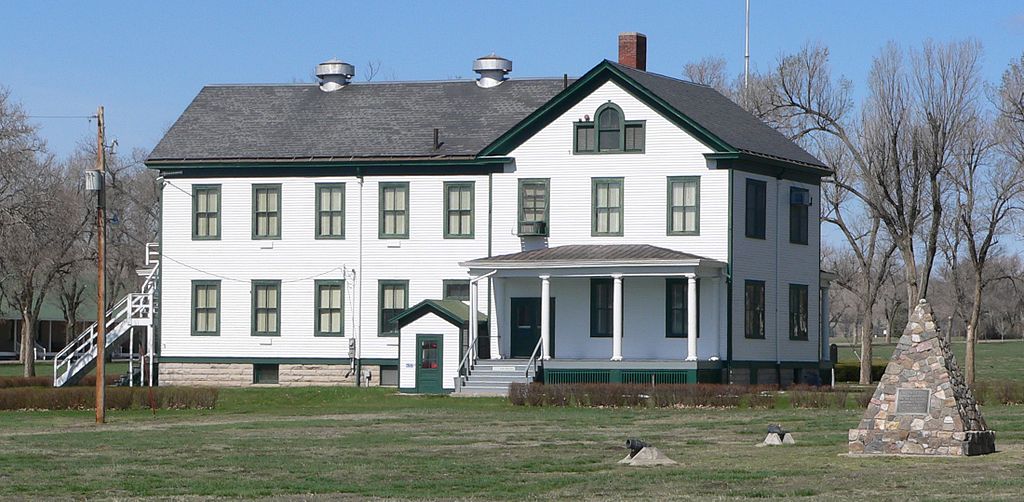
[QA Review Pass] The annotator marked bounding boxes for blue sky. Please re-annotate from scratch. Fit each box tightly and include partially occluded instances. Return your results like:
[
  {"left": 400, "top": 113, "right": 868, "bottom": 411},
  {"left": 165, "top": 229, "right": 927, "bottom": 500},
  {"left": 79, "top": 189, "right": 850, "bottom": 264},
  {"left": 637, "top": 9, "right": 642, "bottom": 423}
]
[{"left": 3, "top": 0, "right": 1024, "bottom": 157}]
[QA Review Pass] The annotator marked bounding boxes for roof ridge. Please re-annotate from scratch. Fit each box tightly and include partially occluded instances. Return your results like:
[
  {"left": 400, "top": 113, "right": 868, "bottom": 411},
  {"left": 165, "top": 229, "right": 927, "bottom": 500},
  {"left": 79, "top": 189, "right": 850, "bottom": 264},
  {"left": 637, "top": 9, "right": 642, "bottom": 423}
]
[
  {"left": 203, "top": 77, "right": 573, "bottom": 88},
  {"left": 604, "top": 60, "right": 713, "bottom": 89}
]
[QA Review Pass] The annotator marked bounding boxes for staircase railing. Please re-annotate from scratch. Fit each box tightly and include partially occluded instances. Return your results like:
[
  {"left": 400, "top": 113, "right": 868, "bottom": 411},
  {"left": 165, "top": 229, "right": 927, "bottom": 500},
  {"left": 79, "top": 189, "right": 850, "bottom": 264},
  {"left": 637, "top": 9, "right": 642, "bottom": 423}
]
[
  {"left": 454, "top": 331, "right": 482, "bottom": 393},
  {"left": 525, "top": 336, "right": 544, "bottom": 380}
]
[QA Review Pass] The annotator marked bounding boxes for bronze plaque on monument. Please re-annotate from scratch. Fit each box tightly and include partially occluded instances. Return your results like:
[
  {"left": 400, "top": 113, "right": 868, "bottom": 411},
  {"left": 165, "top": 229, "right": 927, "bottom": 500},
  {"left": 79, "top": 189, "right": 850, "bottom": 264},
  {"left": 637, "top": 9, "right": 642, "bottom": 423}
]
[{"left": 895, "top": 388, "right": 930, "bottom": 415}]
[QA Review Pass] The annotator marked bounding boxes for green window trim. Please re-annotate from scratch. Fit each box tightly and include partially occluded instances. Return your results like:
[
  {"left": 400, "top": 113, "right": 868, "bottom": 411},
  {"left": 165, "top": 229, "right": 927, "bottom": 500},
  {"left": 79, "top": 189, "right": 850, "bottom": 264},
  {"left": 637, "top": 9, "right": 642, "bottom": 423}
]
[
  {"left": 517, "top": 178, "right": 550, "bottom": 236},
  {"left": 667, "top": 176, "right": 700, "bottom": 236},
  {"left": 590, "top": 278, "right": 613, "bottom": 338},
  {"left": 592, "top": 177, "right": 624, "bottom": 236},
  {"left": 442, "top": 279, "right": 471, "bottom": 301},
  {"left": 744, "top": 280, "right": 766, "bottom": 339},
  {"left": 315, "top": 183, "right": 346, "bottom": 239},
  {"left": 192, "top": 184, "right": 221, "bottom": 240},
  {"left": 789, "top": 187, "right": 810, "bottom": 245},
  {"left": 443, "top": 181, "right": 475, "bottom": 239},
  {"left": 314, "top": 279, "right": 345, "bottom": 337},
  {"left": 789, "top": 283, "right": 809, "bottom": 340},
  {"left": 379, "top": 182, "right": 410, "bottom": 239},
  {"left": 665, "top": 278, "right": 699, "bottom": 338},
  {"left": 252, "top": 184, "right": 282, "bottom": 240},
  {"left": 379, "top": 280, "right": 409, "bottom": 337},
  {"left": 251, "top": 280, "right": 282, "bottom": 336},
  {"left": 191, "top": 280, "right": 221, "bottom": 336},
  {"left": 745, "top": 178, "right": 767, "bottom": 240},
  {"left": 573, "top": 102, "right": 645, "bottom": 154}
]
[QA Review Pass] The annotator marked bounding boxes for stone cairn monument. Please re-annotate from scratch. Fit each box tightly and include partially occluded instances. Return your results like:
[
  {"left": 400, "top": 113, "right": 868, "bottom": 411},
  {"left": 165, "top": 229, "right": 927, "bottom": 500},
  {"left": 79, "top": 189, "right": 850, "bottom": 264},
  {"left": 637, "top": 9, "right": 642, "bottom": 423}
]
[{"left": 848, "top": 299, "right": 995, "bottom": 456}]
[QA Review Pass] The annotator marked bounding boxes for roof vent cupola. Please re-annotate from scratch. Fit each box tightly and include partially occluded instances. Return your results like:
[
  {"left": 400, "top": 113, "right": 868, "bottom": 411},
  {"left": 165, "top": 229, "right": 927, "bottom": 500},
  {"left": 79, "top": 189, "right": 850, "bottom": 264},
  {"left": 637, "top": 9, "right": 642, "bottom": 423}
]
[
  {"left": 473, "top": 53, "right": 512, "bottom": 88},
  {"left": 316, "top": 58, "right": 355, "bottom": 92}
]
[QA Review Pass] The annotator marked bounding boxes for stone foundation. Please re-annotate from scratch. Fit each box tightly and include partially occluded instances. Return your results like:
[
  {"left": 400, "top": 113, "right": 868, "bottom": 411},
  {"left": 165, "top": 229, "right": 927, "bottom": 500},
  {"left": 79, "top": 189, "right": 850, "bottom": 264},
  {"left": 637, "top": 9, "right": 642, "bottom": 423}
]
[{"left": 159, "top": 362, "right": 380, "bottom": 387}]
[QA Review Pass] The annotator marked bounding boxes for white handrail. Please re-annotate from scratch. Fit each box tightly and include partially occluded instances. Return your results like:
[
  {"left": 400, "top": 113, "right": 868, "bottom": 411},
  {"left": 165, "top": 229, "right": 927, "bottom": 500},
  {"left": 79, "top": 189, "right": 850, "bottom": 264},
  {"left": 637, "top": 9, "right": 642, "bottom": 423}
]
[
  {"left": 455, "top": 331, "right": 480, "bottom": 392},
  {"left": 525, "top": 336, "right": 544, "bottom": 379}
]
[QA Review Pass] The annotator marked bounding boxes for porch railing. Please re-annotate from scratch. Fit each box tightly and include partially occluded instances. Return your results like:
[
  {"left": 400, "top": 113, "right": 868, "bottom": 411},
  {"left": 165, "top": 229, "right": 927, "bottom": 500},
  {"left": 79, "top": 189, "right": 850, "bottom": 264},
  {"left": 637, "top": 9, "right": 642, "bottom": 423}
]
[
  {"left": 525, "top": 336, "right": 544, "bottom": 380},
  {"left": 454, "top": 331, "right": 480, "bottom": 392}
]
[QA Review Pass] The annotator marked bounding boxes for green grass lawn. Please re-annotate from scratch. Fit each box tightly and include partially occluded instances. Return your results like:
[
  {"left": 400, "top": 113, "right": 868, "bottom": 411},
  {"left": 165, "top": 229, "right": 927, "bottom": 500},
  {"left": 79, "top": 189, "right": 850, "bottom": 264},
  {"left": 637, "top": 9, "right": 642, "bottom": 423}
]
[
  {"left": 1, "top": 387, "right": 1021, "bottom": 499},
  {"left": 0, "top": 361, "right": 129, "bottom": 378},
  {"left": 836, "top": 339, "right": 1024, "bottom": 383}
]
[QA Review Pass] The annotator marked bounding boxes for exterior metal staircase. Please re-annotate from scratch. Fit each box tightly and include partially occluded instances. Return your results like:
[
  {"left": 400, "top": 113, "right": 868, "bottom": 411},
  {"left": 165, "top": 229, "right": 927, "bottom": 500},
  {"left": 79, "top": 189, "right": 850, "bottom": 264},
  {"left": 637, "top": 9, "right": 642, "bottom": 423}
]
[
  {"left": 53, "top": 243, "right": 158, "bottom": 387},
  {"left": 455, "top": 359, "right": 536, "bottom": 396}
]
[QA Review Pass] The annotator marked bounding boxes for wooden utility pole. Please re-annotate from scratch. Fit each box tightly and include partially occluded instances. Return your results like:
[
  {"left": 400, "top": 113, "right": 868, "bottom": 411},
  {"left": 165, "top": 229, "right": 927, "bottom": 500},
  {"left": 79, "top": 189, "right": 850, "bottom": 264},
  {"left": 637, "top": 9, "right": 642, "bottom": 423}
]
[{"left": 95, "top": 106, "right": 106, "bottom": 424}]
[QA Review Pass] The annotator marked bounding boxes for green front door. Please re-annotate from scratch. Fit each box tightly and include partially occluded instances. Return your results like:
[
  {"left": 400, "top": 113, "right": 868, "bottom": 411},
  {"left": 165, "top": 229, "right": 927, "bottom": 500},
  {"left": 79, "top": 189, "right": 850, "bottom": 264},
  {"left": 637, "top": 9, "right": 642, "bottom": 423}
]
[
  {"left": 509, "top": 297, "right": 555, "bottom": 358},
  {"left": 416, "top": 334, "right": 443, "bottom": 394}
]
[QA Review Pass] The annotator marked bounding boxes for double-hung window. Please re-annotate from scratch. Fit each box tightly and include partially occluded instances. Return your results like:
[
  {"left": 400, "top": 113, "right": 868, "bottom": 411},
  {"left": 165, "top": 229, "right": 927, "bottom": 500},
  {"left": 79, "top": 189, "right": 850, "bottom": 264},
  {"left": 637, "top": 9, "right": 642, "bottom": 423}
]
[
  {"left": 592, "top": 178, "right": 623, "bottom": 236},
  {"left": 789, "top": 284, "right": 809, "bottom": 340},
  {"left": 667, "top": 177, "right": 699, "bottom": 235},
  {"left": 442, "top": 280, "right": 470, "bottom": 301},
  {"left": 518, "top": 179, "right": 549, "bottom": 236},
  {"left": 191, "top": 280, "right": 220, "bottom": 336},
  {"left": 380, "top": 182, "right": 409, "bottom": 239},
  {"left": 789, "top": 187, "right": 810, "bottom": 245},
  {"left": 590, "top": 278, "right": 613, "bottom": 338},
  {"left": 444, "top": 182, "right": 474, "bottom": 238},
  {"left": 316, "top": 183, "right": 345, "bottom": 239},
  {"left": 252, "top": 184, "right": 281, "bottom": 239},
  {"left": 744, "top": 280, "right": 766, "bottom": 339},
  {"left": 379, "top": 280, "right": 408, "bottom": 336},
  {"left": 192, "top": 185, "right": 221, "bottom": 240},
  {"left": 315, "top": 280, "right": 345, "bottom": 336},
  {"left": 573, "top": 103, "right": 645, "bottom": 153},
  {"left": 252, "top": 280, "right": 281, "bottom": 336},
  {"left": 665, "top": 278, "right": 698, "bottom": 338},
  {"left": 745, "top": 179, "right": 767, "bottom": 239}
]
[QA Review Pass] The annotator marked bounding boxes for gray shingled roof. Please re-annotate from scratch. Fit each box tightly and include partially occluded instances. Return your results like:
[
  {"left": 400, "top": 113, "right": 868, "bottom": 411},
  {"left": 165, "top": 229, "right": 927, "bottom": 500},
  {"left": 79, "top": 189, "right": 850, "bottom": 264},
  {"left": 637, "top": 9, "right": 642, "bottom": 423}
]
[
  {"left": 148, "top": 79, "right": 568, "bottom": 161},
  {"left": 463, "top": 244, "right": 715, "bottom": 267},
  {"left": 608, "top": 62, "right": 824, "bottom": 167}
]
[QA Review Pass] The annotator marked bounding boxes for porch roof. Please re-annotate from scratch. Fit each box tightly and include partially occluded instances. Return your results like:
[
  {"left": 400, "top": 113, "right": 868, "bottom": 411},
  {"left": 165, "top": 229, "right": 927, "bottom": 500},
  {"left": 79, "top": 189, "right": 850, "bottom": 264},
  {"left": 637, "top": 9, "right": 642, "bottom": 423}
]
[
  {"left": 394, "top": 299, "right": 488, "bottom": 329},
  {"left": 461, "top": 244, "right": 723, "bottom": 270}
]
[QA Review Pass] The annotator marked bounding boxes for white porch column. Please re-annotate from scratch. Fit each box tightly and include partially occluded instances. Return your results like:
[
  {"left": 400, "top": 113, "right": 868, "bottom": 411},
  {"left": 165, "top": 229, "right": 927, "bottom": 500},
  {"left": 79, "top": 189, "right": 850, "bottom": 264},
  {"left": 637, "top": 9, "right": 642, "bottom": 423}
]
[
  {"left": 611, "top": 274, "right": 623, "bottom": 361},
  {"left": 540, "top": 275, "right": 551, "bottom": 360},
  {"left": 686, "top": 273, "right": 698, "bottom": 361},
  {"left": 469, "top": 279, "right": 479, "bottom": 362},
  {"left": 491, "top": 277, "right": 504, "bottom": 359}
]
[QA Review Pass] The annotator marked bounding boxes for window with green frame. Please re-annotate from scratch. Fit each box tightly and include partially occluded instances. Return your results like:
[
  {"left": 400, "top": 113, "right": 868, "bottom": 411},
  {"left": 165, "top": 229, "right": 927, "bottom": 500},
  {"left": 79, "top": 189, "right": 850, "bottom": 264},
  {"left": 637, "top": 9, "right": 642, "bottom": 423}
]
[
  {"left": 379, "top": 280, "right": 408, "bottom": 336},
  {"left": 745, "top": 178, "right": 767, "bottom": 240},
  {"left": 315, "top": 183, "right": 345, "bottom": 239},
  {"left": 667, "top": 177, "right": 699, "bottom": 235},
  {"left": 252, "top": 280, "right": 281, "bottom": 336},
  {"left": 444, "top": 181, "right": 474, "bottom": 238},
  {"left": 572, "top": 102, "right": 645, "bottom": 153},
  {"left": 744, "top": 280, "right": 766, "bottom": 339},
  {"left": 789, "top": 187, "right": 810, "bottom": 245},
  {"left": 518, "top": 179, "right": 549, "bottom": 236},
  {"left": 789, "top": 284, "right": 809, "bottom": 340},
  {"left": 592, "top": 178, "right": 623, "bottom": 236},
  {"left": 191, "top": 280, "right": 220, "bottom": 336},
  {"left": 379, "top": 182, "right": 409, "bottom": 238},
  {"left": 315, "top": 280, "right": 345, "bottom": 336},
  {"left": 442, "top": 280, "right": 470, "bottom": 301},
  {"left": 192, "top": 185, "right": 221, "bottom": 240},
  {"left": 590, "top": 278, "right": 613, "bottom": 338},
  {"left": 252, "top": 184, "right": 282, "bottom": 239},
  {"left": 665, "top": 278, "right": 699, "bottom": 338}
]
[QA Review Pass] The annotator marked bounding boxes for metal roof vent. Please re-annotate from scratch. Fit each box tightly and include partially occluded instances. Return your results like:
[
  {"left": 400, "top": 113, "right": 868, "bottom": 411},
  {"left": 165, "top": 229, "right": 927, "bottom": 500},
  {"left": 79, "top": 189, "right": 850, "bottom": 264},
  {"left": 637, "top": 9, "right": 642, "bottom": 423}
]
[
  {"left": 316, "top": 58, "right": 355, "bottom": 92},
  {"left": 473, "top": 53, "right": 512, "bottom": 88}
]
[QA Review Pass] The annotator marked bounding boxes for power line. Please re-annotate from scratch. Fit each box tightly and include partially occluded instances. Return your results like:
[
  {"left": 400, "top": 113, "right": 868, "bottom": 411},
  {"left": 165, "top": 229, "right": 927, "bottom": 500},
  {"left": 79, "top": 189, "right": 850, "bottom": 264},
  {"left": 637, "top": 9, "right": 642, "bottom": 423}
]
[{"left": 27, "top": 115, "right": 97, "bottom": 119}]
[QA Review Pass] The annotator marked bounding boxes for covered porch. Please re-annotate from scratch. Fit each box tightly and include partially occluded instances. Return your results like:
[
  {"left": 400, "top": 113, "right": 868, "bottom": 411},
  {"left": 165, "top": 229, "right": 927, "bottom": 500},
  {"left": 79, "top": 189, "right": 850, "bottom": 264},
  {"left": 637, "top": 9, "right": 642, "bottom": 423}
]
[{"left": 462, "top": 244, "right": 727, "bottom": 381}]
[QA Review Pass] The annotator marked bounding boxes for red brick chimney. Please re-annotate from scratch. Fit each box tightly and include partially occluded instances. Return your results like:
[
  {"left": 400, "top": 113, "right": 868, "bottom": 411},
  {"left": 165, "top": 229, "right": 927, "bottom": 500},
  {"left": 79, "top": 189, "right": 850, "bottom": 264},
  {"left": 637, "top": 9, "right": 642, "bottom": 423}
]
[{"left": 618, "top": 32, "right": 647, "bottom": 71}]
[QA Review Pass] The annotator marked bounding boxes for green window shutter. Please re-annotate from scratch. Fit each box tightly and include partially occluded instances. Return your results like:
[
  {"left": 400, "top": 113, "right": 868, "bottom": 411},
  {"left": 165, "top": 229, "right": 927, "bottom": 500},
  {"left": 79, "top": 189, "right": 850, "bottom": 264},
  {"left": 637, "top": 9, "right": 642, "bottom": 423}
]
[
  {"left": 315, "top": 183, "right": 345, "bottom": 239},
  {"left": 379, "top": 182, "right": 409, "bottom": 239},
  {"left": 592, "top": 178, "right": 624, "bottom": 236},
  {"left": 443, "top": 181, "right": 474, "bottom": 239},
  {"left": 517, "top": 179, "right": 550, "bottom": 236},
  {"left": 191, "top": 280, "right": 220, "bottom": 336},
  {"left": 745, "top": 179, "right": 767, "bottom": 240},
  {"left": 314, "top": 279, "right": 345, "bottom": 336},
  {"left": 442, "top": 280, "right": 470, "bottom": 301},
  {"left": 379, "top": 280, "right": 408, "bottom": 336},
  {"left": 192, "top": 185, "right": 221, "bottom": 240},
  {"left": 252, "top": 280, "right": 281, "bottom": 336},
  {"left": 744, "top": 280, "right": 766, "bottom": 339},
  {"left": 789, "top": 284, "right": 809, "bottom": 340},
  {"left": 252, "top": 184, "right": 282, "bottom": 240},
  {"left": 789, "top": 187, "right": 810, "bottom": 245},
  {"left": 667, "top": 177, "right": 700, "bottom": 235},
  {"left": 590, "top": 278, "right": 613, "bottom": 338}
]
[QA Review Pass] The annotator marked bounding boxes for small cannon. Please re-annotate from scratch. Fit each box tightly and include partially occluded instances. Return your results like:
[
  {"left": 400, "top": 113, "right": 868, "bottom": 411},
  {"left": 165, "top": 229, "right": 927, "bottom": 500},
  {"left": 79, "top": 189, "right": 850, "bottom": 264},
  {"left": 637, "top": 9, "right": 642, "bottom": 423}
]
[{"left": 625, "top": 438, "right": 649, "bottom": 457}]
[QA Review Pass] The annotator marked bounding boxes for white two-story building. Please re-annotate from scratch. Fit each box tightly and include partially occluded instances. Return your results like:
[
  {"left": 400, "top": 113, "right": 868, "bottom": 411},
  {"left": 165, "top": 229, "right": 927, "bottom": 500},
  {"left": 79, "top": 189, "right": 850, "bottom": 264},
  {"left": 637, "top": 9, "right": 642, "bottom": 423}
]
[{"left": 144, "top": 33, "right": 833, "bottom": 394}]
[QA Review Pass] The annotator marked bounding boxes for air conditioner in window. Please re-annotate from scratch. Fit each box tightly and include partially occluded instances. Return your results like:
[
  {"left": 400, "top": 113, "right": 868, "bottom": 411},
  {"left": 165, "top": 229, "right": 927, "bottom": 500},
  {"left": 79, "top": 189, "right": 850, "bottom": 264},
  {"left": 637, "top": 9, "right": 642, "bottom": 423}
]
[
  {"left": 518, "top": 220, "right": 548, "bottom": 236},
  {"left": 790, "top": 191, "right": 813, "bottom": 206}
]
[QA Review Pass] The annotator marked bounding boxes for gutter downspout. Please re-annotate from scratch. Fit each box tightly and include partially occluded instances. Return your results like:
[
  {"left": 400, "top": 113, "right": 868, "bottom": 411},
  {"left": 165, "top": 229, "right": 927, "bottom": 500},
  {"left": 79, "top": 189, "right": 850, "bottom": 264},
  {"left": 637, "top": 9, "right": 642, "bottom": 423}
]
[
  {"left": 487, "top": 172, "right": 493, "bottom": 357},
  {"left": 357, "top": 170, "right": 364, "bottom": 386},
  {"left": 775, "top": 171, "right": 783, "bottom": 385}
]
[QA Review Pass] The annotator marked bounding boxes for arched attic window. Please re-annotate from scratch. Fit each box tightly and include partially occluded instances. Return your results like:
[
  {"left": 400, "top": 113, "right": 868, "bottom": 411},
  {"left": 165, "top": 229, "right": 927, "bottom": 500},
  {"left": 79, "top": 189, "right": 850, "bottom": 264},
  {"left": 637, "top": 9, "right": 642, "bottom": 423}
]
[{"left": 574, "top": 102, "right": 645, "bottom": 154}]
